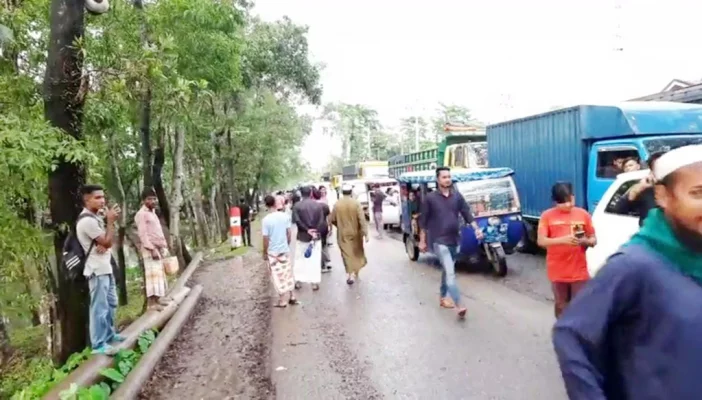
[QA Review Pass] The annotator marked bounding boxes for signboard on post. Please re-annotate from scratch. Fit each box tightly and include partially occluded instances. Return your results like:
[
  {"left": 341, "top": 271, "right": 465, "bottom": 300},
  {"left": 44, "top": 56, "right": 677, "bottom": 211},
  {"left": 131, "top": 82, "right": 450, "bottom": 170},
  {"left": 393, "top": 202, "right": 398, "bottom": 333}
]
[{"left": 230, "top": 207, "right": 242, "bottom": 248}]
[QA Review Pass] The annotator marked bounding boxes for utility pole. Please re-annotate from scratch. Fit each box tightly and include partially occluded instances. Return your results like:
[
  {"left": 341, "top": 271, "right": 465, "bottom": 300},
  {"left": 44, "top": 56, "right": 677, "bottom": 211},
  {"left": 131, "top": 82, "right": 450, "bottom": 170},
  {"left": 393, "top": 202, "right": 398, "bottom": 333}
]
[{"left": 414, "top": 116, "right": 419, "bottom": 152}]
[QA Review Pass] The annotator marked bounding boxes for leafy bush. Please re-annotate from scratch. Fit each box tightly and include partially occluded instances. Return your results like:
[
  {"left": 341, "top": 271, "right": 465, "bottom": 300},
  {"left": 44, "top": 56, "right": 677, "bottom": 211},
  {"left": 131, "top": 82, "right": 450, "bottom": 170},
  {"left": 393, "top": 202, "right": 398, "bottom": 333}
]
[{"left": 57, "top": 329, "right": 157, "bottom": 400}]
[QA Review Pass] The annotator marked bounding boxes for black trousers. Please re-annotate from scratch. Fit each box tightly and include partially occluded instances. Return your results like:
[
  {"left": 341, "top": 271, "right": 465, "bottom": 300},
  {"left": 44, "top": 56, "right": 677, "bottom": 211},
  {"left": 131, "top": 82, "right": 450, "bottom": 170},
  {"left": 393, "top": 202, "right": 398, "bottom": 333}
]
[{"left": 242, "top": 222, "right": 251, "bottom": 246}]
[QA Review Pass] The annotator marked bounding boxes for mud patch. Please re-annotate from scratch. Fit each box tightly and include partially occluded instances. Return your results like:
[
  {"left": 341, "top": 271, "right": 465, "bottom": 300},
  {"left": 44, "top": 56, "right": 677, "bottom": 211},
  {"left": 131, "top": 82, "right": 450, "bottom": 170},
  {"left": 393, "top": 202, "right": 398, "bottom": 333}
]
[{"left": 140, "top": 252, "right": 274, "bottom": 400}]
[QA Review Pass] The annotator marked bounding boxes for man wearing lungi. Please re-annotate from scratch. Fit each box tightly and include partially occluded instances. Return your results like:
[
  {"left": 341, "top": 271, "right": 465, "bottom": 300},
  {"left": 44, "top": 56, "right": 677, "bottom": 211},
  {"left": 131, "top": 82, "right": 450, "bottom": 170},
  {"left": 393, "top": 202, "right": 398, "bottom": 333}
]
[
  {"left": 292, "top": 186, "right": 326, "bottom": 291},
  {"left": 135, "top": 188, "right": 171, "bottom": 311}
]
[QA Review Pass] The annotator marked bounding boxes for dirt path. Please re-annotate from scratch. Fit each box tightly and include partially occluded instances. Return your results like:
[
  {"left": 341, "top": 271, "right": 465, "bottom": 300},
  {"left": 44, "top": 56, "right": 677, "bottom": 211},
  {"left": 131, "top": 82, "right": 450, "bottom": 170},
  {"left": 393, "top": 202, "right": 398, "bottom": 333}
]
[{"left": 140, "top": 251, "right": 274, "bottom": 399}]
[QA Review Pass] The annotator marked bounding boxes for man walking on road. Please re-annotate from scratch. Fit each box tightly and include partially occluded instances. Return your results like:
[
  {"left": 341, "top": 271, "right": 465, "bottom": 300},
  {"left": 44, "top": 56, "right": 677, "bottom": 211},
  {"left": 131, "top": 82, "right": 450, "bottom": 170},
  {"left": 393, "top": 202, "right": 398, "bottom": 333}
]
[
  {"left": 292, "top": 186, "right": 325, "bottom": 291},
  {"left": 135, "top": 188, "right": 171, "bottom": 311},
  {"left": 418, "top": 167, "right": 483, "bottom": 319},
  {"left": 537, "top": 182, "right": 596, "bottom": 318},
  {"left": 238, "top": 197, "right": 253, "bottom": 247},
  {"left": 553, "top": 145, "right": 702, "bottom": 400},
  {"left": 314, "top": 187, "right": 333, "bottom": 273},
  {"left": 262, "top": 195, "right": 298, "bottom": 308},
  {"left": 370, "top": 184, "right": 386, "bottom": 238},
  {"left": 77, "top": 184, "right": 125, "bottom": 355},
  {"left": 331, "top": 184, "right": 369, "bottom": 285}
]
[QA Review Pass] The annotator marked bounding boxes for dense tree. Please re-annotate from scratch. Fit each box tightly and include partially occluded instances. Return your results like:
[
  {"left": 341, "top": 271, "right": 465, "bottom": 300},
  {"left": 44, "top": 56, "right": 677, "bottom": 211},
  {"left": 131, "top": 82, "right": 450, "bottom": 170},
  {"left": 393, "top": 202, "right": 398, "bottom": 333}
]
[{"left": 0, "top": 0, "right": 320, "bottom": 390}]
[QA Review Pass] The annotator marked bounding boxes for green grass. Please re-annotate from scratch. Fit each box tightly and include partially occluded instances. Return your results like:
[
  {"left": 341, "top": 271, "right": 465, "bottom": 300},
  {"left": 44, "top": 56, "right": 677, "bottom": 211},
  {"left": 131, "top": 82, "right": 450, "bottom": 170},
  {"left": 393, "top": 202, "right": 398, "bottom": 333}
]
[{"left": 207, "top": 218, "right": 262, "bottom": 260}]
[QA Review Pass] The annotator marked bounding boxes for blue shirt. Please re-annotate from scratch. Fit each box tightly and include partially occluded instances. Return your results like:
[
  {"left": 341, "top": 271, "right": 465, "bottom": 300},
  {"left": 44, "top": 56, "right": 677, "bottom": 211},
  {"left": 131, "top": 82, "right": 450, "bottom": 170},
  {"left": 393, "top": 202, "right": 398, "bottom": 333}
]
[
  {"left": 262, "top": 211, "right": 291, "bottom": 255},
  {"left": 418, "top": 190, "right": 474, "bottom": 246},
  {"left": 553, "top": 244, "right": 702, "bottom": 400}
]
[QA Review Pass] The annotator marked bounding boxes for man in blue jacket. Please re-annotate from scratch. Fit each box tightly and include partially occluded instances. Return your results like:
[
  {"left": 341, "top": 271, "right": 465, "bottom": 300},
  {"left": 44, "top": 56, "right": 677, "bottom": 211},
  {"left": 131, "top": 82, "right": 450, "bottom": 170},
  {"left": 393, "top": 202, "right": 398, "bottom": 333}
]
[{"left": 552, "top": 145, "right": 702, "bottom": 400}]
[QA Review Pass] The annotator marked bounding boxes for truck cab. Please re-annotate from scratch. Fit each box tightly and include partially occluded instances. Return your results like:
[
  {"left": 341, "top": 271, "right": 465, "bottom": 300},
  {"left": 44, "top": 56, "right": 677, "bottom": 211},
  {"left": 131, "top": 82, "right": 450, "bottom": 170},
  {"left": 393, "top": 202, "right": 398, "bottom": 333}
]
[{"left": 587, "top": 135, "right": 702, "bottom": 211}]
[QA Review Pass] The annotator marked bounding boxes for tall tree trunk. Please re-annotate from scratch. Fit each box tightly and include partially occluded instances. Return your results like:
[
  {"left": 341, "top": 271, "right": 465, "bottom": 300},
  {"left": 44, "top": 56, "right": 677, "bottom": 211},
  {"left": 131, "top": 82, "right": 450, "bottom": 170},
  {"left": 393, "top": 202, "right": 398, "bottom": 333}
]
[
  {"left": 108, "top": 133, "right": 128, "bottom": 306},
  {"left": 226, "top": 128, "right": 237, "bottom": 206},
  {"left": 139, "top": 91, "right": 153, "bottom": 189},
  {"left": 169, "top": 127, "right": 186, "bottom": 268},
  {"left": 22, "top": 259, "right": 45, "bottom": 326},
  {"left": 44, "top": 0, "right": 89, "bottom": 364},
  {"left": 0, "top": 317, "right": 13, "bottom": 368},
  {"left": 152, "top": 126, "right": 171, "bottom": 226},
  {"left": 213, "top": 130, "right": 229, "bottom": 241},
  {"left": 188, "top": 159, "right": 209, "bottom": 247}
]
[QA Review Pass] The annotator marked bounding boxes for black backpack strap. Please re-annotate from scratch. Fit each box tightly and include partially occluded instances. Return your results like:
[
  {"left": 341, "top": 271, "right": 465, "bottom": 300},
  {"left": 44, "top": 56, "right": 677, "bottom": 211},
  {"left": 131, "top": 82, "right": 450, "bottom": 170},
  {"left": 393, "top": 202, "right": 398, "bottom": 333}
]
[{"left": 76, "top": 213, "right": 100, "bottom": 257}]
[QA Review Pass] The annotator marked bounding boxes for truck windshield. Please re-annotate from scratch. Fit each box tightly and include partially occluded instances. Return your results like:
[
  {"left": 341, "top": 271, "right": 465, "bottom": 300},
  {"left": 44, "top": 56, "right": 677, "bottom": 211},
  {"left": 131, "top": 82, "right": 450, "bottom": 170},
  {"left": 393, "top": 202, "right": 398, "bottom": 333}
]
[
  {"left": 455, "top": 177, "right": 520, "bottom": 218},
  {"left": 644, "top": 136, "right": 702, "bottom": 156},
  {"left": 446, "top": 142, "right": 489, "bottom": 169}
]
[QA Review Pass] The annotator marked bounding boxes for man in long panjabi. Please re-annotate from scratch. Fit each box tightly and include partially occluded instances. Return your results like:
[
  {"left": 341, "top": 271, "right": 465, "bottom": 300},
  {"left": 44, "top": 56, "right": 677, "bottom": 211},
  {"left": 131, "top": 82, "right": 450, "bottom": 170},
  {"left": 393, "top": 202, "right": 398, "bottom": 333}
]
[{"left": 331, "top": 184, "right": 369, "bottom": 285}]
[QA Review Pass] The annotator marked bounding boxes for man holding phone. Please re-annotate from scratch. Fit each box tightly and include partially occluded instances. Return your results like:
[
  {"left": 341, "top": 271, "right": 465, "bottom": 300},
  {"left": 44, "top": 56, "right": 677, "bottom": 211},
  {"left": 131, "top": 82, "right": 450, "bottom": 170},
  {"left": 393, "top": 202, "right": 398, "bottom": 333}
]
[
  {"left": 77, "top": 184, "right": 124, "bottom": 355},
  {"left": 537, "top": 182, "right": 597, "bottom": 318}
]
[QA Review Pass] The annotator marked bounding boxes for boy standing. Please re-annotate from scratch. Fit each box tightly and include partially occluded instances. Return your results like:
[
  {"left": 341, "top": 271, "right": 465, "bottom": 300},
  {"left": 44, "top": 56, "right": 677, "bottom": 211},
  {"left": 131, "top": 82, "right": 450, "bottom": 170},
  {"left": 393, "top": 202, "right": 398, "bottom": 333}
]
[{"left": 537, "top": 182, "right": 597, "bottom": 318}]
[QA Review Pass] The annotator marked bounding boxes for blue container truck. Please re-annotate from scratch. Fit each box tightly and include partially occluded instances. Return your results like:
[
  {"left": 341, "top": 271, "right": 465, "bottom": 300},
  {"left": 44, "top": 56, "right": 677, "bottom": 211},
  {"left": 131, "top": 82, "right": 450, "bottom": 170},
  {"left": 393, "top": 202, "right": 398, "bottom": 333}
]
[{"left": 487, "top": 101, "right": 702, "bottom": 251}]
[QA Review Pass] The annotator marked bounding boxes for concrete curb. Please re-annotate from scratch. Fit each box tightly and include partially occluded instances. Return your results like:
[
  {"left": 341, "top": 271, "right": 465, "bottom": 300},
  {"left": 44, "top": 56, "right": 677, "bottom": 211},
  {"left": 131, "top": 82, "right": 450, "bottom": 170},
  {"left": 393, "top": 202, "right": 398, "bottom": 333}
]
[
  {"left": 43, "top": 252, "right": 203, "bottom": 400},
  {"left": 111, "top": 285, "right": 204, "bottom": 400},
  {"left": 170, "top": 251, "right": 204, "bottom": 294}
]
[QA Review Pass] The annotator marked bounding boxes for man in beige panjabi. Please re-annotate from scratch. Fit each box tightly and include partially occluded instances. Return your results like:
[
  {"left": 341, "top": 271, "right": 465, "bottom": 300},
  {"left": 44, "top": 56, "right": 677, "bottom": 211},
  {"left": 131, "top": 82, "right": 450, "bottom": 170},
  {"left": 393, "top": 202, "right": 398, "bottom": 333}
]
[{"left": 331, "top": 184, "right": 369, "bottom": 285}]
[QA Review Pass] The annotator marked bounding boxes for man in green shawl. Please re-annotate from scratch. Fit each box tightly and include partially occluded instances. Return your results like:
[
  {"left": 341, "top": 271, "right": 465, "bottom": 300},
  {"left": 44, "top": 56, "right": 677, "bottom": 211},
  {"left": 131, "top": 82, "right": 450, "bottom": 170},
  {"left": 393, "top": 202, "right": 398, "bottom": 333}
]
[{"left": 553, "top": 144, "right": 702, "bottom": 400}]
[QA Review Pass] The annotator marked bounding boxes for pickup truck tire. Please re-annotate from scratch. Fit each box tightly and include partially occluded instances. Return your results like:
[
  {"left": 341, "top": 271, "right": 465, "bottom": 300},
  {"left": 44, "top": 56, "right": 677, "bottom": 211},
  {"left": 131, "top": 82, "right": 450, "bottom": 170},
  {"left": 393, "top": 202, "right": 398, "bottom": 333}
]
[{"left": 404, "top": 234, "right": 419, "bottom": 261}]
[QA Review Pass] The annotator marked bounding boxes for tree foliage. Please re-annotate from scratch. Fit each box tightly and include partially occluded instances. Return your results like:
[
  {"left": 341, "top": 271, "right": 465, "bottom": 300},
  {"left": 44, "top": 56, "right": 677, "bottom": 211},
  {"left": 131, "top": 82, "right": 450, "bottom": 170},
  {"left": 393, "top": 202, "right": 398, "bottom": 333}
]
[{"left": 0, "top": 0, "right": 321, "bottom": 393}]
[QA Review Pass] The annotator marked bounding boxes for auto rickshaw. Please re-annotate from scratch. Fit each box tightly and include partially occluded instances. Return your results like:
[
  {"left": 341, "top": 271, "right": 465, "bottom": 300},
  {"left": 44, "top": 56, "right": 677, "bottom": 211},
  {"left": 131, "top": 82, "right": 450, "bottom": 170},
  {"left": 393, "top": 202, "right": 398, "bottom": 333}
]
[{"left": 398, "top": 168, "right": 523, "bottom": 277}]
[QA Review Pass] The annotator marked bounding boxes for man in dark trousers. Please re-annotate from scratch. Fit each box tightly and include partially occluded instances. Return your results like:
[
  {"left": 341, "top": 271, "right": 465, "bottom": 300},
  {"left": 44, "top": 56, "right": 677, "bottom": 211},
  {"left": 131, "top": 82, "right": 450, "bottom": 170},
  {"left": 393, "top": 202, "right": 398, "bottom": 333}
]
[{"left": 239, "top": 197, "right": 253, "bottom": 247}]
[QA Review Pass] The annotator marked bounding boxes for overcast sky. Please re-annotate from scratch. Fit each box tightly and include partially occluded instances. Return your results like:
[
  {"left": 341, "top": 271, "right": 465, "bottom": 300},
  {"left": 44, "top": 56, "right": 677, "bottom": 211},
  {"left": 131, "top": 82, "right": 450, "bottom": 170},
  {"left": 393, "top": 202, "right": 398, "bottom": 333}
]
[{"left": 254, "top": 0, "right": 702, "bottom": 169}]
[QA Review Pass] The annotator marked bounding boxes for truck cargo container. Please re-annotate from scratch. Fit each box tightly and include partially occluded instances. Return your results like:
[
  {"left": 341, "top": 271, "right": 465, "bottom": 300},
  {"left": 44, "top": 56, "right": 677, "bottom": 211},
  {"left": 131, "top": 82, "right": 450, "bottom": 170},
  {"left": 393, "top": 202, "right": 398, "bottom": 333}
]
[{"left": 487, "top": 101, "right": 702, "bottom": 250}]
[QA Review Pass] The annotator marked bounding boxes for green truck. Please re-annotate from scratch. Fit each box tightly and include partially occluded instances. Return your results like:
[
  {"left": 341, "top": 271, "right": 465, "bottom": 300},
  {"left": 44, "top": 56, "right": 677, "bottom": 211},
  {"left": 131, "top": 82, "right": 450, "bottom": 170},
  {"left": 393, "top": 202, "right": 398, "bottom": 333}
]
[{"left": 388, "top": 132, "right": 488, "bottom": 178}]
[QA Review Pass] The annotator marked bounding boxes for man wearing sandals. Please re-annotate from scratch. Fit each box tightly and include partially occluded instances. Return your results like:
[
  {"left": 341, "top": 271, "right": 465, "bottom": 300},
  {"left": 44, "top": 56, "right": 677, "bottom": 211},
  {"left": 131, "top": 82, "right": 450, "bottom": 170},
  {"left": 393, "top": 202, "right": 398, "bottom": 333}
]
[
  {"left": 135, "top": 189, "right": 172, "bottom": 311},
  {"left": 419, "top": 167, "right": 483, "bottom": 319},
  {"left": 262, "top": 195, "right": 298, "bottom": 308},
  {"left": 292, "top": 186, "right": 326, "bottom": 291}
]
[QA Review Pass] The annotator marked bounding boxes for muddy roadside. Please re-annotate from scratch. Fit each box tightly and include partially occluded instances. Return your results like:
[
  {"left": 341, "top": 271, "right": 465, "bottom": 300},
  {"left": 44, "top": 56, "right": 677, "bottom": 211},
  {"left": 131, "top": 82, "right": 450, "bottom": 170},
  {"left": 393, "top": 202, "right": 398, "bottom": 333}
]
[{"left": 139, "top": 250, "right": 274, "bottom": 400}]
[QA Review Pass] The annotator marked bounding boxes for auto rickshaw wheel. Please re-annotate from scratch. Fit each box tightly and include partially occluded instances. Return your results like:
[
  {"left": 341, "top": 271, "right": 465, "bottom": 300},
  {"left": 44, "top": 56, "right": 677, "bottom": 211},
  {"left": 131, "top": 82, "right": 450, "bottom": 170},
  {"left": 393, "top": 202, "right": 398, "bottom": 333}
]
[
  {"left": 404, "top": 235, "right": 419, "bottom": 261},
  {"left": 490, "top": 245, "right": 508, "bottom": 277}
]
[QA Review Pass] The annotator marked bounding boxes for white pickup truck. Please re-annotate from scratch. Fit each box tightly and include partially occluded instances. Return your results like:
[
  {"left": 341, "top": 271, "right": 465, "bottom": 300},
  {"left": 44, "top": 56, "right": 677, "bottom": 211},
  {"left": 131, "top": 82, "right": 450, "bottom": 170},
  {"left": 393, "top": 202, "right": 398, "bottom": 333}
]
[{"left": 586, "top": 169, "right": 648, "bottom": 277}]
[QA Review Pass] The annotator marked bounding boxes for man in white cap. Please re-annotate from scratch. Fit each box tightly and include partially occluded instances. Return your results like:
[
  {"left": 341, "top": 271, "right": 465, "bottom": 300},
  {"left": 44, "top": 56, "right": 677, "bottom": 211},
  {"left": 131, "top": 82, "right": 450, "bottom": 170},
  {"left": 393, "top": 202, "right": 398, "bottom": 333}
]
[
  {"left": 553, "top": 144, "right": 702, "bottom": 400},
  {"left": 330, "top": 184, "right": 368, "bottom": 285}
]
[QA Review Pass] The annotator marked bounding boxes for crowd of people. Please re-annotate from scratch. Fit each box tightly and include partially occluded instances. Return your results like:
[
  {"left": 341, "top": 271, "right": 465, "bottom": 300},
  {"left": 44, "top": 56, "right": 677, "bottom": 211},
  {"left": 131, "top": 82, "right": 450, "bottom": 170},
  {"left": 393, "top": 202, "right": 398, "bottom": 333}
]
[{"left": 261, "top": 184, "right": 370, "bottom": 308}]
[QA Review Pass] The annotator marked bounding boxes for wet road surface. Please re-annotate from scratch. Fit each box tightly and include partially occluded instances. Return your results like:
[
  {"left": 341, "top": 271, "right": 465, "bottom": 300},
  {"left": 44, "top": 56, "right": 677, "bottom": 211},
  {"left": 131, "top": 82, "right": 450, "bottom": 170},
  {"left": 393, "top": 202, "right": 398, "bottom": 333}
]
[
  {"left": 387, "top": 230, "right": 554, "bottom": 304},
  {"left": 272, "top": 233, "right": 566, "bottom": 400}
]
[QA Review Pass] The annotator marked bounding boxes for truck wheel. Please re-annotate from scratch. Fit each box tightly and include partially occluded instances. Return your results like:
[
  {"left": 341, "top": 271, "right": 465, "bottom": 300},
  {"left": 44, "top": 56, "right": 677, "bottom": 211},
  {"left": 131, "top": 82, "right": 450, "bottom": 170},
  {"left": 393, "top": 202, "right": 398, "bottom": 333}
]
[
  {"left": 405, "top": 235, "right": 419, "bottom": 261},
  {"left": 518, "top": 222, "right": 540, "bottom": 254},
  {"left": 490, "top": 245, "right": 508, "bottom": 277}
]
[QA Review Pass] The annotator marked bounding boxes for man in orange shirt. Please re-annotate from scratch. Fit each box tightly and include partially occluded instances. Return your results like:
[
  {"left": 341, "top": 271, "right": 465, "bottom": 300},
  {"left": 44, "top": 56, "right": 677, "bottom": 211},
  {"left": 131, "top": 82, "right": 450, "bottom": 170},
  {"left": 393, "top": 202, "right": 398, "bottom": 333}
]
[{"left": 537, "top": 182, "right": 597, "bottom": 318}]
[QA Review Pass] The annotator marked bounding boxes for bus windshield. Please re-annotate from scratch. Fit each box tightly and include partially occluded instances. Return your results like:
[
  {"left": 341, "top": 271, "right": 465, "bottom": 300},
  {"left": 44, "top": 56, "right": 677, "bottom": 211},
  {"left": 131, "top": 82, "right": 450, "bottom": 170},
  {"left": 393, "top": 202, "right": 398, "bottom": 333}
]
[{"left": 455, "top": 177, "right": 520, "bottom": 218}]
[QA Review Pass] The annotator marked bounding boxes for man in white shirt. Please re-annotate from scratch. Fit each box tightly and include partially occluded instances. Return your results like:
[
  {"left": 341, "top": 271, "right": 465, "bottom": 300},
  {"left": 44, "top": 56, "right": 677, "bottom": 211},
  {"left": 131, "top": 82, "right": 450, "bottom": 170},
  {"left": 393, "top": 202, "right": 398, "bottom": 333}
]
[{"left": 76, "top": 184, "right": 125, "bottom": 355}]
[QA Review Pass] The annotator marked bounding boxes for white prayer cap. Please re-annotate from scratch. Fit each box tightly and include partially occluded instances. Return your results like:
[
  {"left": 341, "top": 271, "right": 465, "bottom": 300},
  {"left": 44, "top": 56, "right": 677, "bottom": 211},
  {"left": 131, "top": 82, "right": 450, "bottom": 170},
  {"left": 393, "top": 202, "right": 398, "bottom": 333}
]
[
  {"left": 341, "top": 184, "right": 353, "bottom": 193},
  {"left": 654, "top": 144, "right": 702, "bottom": 181}
]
